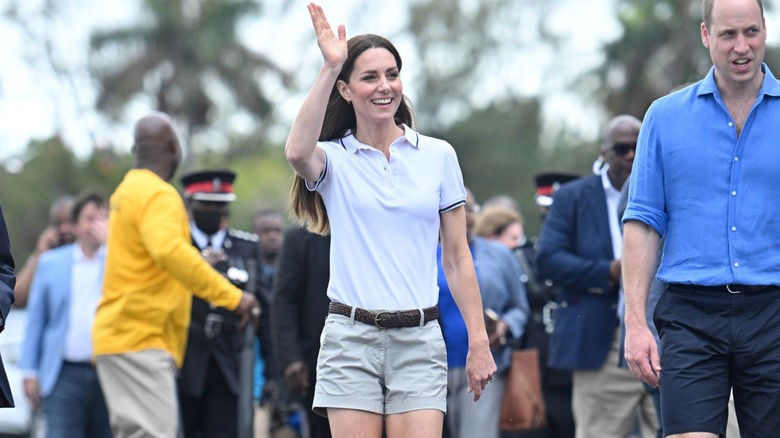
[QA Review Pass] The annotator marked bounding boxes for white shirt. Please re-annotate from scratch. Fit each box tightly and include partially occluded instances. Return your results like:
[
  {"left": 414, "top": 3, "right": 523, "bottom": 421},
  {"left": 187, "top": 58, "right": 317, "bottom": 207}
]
[
  {"left": 309, "top": 125, "right": 466, "bottom": 310},
  {"left": 190, "top": 224, "right": 226, "bottom": 250},
  {"left": 601, "top": 169, "right": 624, "bottom": 319},
  {"left": 63, "top": 244, "right": 105, "bottom": 362}
]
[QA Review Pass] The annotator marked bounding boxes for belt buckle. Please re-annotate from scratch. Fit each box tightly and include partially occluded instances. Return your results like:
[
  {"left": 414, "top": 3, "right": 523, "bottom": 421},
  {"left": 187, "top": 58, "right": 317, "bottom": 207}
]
[
  {"left": 726, "top": 284, "right": 743, "bottom": 294},
  {"left": 373, "top": 310, "right": 395, "bottom": 329}
]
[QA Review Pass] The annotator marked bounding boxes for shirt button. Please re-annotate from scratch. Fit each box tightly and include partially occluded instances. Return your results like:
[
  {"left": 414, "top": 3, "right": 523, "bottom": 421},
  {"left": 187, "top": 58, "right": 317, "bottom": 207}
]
[
  {"left": 731, "top": 191, "right": 737, "bottom": 196},
  {"left": 734, "top": 262, "right": 740, "bottom": 268},
  {"left": 734, "top": 157, "right": 739, "bottom": 161},
  {"left": 728, "top": 122, "right": 734, "bottom": 127},
  {"left": 732, "top": 226, "right": 737, "bottom": 231}
]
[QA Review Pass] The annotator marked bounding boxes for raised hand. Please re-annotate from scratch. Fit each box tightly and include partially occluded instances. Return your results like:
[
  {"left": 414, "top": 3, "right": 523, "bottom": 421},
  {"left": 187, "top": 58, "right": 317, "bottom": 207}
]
[{"left": 307, "top": 3, "right": 347, "bottom": 69}]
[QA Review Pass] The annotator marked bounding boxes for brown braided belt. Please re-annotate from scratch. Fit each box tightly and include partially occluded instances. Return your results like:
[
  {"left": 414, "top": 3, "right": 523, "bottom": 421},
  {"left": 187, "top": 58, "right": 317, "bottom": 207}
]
[{"left": 328, "top": 302, "right": 439, "bottom": 329}]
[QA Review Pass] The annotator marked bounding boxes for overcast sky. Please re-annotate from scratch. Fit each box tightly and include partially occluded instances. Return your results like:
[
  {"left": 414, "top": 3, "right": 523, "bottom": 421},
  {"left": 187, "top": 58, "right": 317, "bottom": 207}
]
[{"left": 0, "top": 0, "right": 623, "bottom": 168}]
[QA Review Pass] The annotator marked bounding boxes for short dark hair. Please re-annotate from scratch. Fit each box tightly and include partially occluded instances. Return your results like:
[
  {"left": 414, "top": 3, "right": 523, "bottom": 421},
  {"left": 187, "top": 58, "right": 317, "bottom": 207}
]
[
  {"left": 702, "top": 0, "right": 764, "bottom": 29},
  {"left": 71, "top": 189, "right": 107, "bottom": 223}
]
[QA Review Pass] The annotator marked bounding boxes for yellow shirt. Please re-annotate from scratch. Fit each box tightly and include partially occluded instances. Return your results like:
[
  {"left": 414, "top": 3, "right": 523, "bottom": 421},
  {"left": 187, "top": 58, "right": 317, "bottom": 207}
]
[{"left": 92, "top": 169, "right": 242, "bottom": 366}]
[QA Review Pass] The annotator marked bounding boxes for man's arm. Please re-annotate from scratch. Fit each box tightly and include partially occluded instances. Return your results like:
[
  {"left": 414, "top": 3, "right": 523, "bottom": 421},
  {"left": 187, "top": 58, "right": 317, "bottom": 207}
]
[
  {"left": 12, "top": 226, "right": 62, "bottom": 308},
  {"left": 139, "top": 191, "right": 257, "bottom": 317},
  {"left": 622, "top": 220, "right": 661, "bottom": 387}
]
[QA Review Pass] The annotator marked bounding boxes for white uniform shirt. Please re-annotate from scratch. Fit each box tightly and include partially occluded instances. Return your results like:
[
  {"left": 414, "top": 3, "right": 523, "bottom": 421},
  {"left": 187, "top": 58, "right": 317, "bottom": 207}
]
[
  {"left": 190, "top": 224, "right": 227, "bottom": 250},
  {"left": 308, "top": 125, "right": 466, "bottom": 310},
  {"left": 601, "top": 169, "right": 625, "bottom": 320}
]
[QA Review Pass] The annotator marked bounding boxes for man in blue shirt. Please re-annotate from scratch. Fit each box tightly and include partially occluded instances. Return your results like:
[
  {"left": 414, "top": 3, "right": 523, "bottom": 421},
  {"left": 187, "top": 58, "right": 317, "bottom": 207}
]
[{"left": 622, "top": 0, "right": 780, "bottom": 436}]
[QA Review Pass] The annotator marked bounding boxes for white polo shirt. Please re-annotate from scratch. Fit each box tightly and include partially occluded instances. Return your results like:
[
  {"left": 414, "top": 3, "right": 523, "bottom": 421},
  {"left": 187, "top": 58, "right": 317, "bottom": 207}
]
[{"left": 308, "top": 125, "right": 466, "bottom": 310}]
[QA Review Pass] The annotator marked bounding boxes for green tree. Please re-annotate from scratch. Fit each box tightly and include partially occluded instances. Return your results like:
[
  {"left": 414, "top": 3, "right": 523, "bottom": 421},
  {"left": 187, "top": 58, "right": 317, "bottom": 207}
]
[
  {"left": 0, "top": 137, "right": 131, "bottom": 261},
  {"left": 405, "top": 0, "right": 556, "bottom": 131},
  {"left": 582, "top": 0, "right": 780, "bottom": 118},
  {"left": 89, "top": 0, "right": 291, "bottom": 169},
  {"left": 435, "top": 99, "right": 596, "bottom": 237}
]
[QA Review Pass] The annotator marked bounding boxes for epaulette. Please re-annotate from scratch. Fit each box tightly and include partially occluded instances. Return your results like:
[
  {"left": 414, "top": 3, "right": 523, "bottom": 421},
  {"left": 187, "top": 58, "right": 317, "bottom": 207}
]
[{"left": 228, "top": 228, "right": 259, "bottom": 242}]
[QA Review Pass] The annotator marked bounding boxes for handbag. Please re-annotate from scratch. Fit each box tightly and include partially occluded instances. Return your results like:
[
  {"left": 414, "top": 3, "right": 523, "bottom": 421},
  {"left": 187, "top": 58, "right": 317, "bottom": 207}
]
[{"left": 499, "top": 348, "right": 547, "bottom": 431}]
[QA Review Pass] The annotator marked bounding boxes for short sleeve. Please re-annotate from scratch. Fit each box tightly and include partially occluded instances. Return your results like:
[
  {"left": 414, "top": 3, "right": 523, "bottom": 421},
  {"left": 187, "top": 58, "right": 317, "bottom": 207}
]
[
  {"left": 439, "top": 143, "right": 466, "bottom": 212},
  {"left": 305, "top": 145, "right": 330, "bottom": 192}
]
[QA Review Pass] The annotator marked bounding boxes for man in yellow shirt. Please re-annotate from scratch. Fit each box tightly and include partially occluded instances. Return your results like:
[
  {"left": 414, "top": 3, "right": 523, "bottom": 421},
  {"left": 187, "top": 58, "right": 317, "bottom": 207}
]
[{"left": 92, "top": 112, "right": 260, "bottom": 438}]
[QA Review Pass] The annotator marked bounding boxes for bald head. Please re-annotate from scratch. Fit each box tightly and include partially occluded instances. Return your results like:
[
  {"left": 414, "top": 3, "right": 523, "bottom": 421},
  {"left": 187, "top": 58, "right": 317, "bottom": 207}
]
[
  {"left": 132, "top": 112, "right": 182, "bottom": 181},
  {"left": 603, "top": 114, "right": 642, "bottom": 142},
  {"left": 602, "top": 114, "right": 642, "bottom": 190}
]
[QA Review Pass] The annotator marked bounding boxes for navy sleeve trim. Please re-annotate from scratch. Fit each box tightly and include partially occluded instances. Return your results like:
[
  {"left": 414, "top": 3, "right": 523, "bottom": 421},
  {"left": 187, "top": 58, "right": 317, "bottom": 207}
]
[
  {"left": 305, "top": 153, "right": 329, "bottom": 192},
  {"left": 439, "top": 200, "right": 465, "bottom": 213}
]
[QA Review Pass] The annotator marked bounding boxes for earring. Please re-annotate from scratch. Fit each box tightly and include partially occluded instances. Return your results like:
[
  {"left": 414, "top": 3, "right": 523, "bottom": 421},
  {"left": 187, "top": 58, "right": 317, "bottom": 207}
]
[{"left": 592, "top": 157, "right": 604, "bottom": 175}]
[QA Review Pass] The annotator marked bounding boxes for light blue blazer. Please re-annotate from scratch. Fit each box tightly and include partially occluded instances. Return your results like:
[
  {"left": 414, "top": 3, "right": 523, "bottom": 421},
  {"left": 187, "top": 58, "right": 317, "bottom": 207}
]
[{"left": 19, "top": 244, "right": 105, "bottom": 397}]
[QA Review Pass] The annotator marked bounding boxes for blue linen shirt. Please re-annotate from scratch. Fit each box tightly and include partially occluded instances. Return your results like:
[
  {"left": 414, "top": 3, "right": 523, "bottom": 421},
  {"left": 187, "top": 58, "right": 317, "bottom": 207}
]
[
  {"left": 624, "top": 64, "right": 780, "bottom": 286},
  {"left": 437, "top": 237, "right": 530, "bottom": 372}
]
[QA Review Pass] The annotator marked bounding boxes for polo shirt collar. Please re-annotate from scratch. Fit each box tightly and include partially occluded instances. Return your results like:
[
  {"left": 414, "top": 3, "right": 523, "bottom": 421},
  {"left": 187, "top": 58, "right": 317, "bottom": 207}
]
[
  {"left": 339, "top": 124, "right": 420, "bottom": 154},
  {"left": 698, "top": 63, "right": 780, "bottom": 98}
]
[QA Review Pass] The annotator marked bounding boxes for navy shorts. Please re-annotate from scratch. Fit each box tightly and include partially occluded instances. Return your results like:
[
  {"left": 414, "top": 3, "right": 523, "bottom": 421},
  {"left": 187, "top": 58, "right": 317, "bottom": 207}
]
[{"left": 654, "top": 284, "right": 780, "bottom": 436}]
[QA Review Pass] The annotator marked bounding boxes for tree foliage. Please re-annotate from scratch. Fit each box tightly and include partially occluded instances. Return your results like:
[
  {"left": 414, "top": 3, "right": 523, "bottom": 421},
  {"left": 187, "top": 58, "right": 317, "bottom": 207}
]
[
  {"left": 434, "top": 99, "right": 598, "bottom": 237},
  {"left": 582, "top": 0, "right": 780, "bottom": 118},
  {"left": 89, "top": 0, "right": 292, "bottom": 168},
  {"left": 0, "top": 137, "right": 132, "bottom": 261},
  {"left": 405, "top": 0, "right": 556, "bottom": 131}
]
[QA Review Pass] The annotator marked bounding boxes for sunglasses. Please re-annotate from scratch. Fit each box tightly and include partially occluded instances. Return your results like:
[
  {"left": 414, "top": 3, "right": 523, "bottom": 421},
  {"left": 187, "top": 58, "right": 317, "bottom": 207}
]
[{"left": 610, "top": 142, "right": 637, "bottom": 156}]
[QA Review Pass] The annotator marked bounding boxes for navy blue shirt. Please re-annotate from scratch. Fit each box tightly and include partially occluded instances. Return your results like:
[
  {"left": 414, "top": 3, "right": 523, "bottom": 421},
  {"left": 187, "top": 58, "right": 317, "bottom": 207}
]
[{"left": 624, "top": 64, "right": 780, "bottom": 286}]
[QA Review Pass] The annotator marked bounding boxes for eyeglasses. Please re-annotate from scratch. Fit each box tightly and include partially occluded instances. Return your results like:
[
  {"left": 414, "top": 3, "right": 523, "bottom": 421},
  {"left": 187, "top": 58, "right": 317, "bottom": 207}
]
[{"left": 610, "top": 142, "right": 637, "bottom": 156}]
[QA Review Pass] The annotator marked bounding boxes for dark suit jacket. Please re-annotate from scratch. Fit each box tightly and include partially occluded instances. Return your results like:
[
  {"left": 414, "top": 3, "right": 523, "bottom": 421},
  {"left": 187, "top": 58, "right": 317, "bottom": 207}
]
[
  {"left": 179, "top": 230, "right": 260, "bottom": 398},
  {"left": 537, "top": 175, "right": 619, "bottom": 370},
  {"left": 0, "top": 205, "right": 16, "bottom": 407},
  {"left": 271, "top": 227, "right": 330, "bottom": 392}
]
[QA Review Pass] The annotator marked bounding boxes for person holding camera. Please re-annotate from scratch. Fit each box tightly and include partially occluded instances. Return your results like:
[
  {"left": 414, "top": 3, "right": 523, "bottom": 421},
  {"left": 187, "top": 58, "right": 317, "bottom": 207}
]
[{"left": 177, "top": 169, "right": 262, "bottom": 438}]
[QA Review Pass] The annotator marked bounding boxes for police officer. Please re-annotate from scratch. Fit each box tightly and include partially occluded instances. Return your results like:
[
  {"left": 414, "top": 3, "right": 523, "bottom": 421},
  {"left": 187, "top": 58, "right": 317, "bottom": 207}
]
[{"left": 178, "top": 169, "right": 260, "bottom": 438}]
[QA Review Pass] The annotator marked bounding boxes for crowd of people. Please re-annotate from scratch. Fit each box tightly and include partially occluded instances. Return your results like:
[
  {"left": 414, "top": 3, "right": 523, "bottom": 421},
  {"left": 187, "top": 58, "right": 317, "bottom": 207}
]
[{"left": 0, "top": 0, "right": 775, "bottom": 437}]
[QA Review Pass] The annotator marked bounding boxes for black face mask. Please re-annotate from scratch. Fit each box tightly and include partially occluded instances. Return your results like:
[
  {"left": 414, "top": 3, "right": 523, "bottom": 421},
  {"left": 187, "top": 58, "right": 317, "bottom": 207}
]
[{"left": 193, "top": 210, "right": 223, "bottom": 236}]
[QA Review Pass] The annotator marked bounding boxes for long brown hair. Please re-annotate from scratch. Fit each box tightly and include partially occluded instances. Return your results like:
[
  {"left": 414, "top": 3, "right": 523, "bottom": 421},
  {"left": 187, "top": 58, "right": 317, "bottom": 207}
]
[{"left": 290, "top": 34, "right": 416, "bottom": 235}]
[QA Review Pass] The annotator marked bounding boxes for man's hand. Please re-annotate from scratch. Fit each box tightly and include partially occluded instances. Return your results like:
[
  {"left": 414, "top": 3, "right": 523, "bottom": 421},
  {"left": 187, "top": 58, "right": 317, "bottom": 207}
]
[
  {"left": 34, "top": 227, "right": 60, "bottom": 255},
  {"left": 284, "top": 361, "right": 309, "bottom": 398},
  {"left": 23, "top": 377, "right": 40, "bottom": 410},
  {"left": 89, "top": 216, "right": 108, "bottom": 245},
  {"left": 609, "top": 259, "right": 622, "bottom": 287},
  {"left": 624, "top": 323, "right": 661, "bottom": 387},
  {"left": 235, "top": 292, "right": 261, "bottom": 327}
]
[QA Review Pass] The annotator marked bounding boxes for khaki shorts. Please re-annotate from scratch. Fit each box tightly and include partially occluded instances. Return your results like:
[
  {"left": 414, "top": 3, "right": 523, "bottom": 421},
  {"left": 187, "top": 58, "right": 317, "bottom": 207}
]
[{"left": 313, "top": 313, "right": 448, "bottom": 417}]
